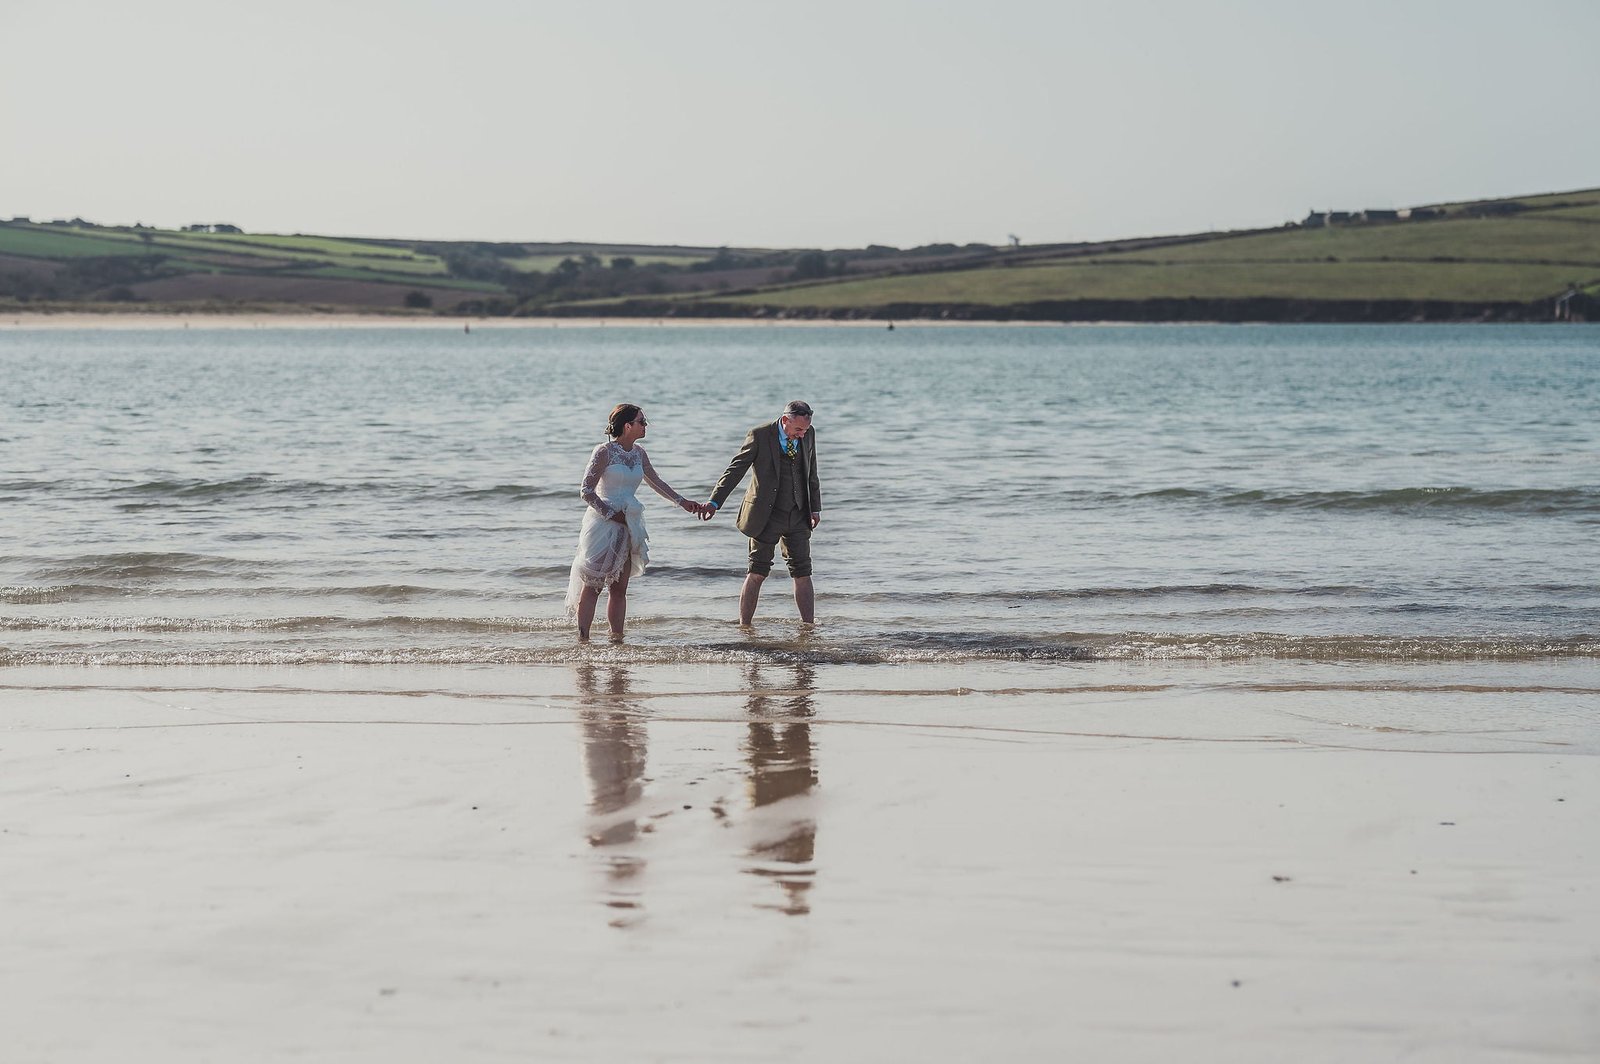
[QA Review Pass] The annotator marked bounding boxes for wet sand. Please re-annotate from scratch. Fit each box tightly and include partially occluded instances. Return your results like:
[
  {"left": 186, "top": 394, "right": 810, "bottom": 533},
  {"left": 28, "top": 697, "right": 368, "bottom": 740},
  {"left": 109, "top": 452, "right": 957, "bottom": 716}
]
[{"left": 1, "top": 663, "right": 1594, "bottom": 1061}]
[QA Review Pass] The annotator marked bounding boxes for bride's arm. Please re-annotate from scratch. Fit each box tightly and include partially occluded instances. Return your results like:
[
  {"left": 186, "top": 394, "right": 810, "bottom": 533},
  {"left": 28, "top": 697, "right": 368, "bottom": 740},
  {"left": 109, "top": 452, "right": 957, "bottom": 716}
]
[
  {"left": 579, "top": 444, "right": 618, "bottom": 518},
  {"left": 640, "top": 448, "right": 696, "bottom": 511}
]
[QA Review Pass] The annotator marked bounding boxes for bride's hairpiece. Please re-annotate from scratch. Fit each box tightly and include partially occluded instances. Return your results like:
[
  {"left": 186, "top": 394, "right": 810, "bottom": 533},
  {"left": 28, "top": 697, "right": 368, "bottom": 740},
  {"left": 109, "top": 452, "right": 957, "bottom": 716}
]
[{"left": 605, "top": 403, "right": 642, "bottom": 438}]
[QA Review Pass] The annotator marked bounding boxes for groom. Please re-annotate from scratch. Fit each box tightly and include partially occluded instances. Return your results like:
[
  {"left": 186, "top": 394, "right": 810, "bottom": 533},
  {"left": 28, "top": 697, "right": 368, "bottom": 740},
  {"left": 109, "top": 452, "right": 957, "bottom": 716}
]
[{"left": 701, "top": 400, "right": 822, "bottom": 624}]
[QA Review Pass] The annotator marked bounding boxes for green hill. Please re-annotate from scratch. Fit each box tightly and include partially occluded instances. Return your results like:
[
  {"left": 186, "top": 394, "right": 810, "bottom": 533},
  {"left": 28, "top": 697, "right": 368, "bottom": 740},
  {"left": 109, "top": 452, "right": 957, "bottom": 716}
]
[
  {"left": 5, "top": 187, "right": 1598, "bottom": 321},
  {"left": 559, "top": 187, "right": 1600, "bottom": 322}
]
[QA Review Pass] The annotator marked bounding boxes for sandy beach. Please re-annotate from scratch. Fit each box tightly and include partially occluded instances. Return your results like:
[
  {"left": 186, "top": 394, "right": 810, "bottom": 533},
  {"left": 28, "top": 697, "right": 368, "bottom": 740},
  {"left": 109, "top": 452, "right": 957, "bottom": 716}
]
[{"left": 2, "top": 662, "right": 1593, "bottom": 1062}]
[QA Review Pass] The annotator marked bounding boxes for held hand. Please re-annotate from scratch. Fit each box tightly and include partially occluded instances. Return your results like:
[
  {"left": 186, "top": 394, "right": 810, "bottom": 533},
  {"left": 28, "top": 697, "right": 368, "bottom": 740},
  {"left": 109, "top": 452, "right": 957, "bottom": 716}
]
[
  {"left": 809, "top": 512, "right": 821, "bottom": 530},
  {"left": 679, "top": 499, "right": 699, "bottom": 515},
  {"left": 698, "top": 501, "right": 717, "bottom": 521}
]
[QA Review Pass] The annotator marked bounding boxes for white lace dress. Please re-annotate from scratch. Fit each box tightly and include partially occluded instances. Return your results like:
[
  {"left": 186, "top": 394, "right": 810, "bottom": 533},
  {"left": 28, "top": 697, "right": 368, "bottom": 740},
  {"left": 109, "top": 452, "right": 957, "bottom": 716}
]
[{"left": 564, "top": 441, "right": 690, "bottom": 610}]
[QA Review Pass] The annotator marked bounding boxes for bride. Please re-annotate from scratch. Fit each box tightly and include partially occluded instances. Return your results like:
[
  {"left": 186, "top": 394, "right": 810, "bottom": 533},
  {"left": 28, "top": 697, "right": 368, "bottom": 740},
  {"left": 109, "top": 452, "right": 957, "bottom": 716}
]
[{"left": 566, "top": 403, "right": 704, "bottom": 641}]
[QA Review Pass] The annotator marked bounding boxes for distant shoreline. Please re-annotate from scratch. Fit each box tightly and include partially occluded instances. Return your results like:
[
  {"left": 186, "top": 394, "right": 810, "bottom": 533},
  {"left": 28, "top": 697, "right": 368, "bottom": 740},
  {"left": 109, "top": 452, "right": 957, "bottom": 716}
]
[
  {"left": 0, "top": 311, "right": 1080, "bottom": 330},
  {"left": 544, "top": 293, "right": 1594, "bottom": 325},
  {"left": 2, "top": 309, "right": 1591, "bottom": 330}
]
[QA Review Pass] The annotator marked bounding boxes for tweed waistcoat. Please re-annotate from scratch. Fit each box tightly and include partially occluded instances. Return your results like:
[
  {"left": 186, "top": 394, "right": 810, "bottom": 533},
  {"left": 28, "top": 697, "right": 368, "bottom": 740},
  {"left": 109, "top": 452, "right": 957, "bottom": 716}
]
[{"left": 774, "top": 447, "right": 808, "bottom": 512}]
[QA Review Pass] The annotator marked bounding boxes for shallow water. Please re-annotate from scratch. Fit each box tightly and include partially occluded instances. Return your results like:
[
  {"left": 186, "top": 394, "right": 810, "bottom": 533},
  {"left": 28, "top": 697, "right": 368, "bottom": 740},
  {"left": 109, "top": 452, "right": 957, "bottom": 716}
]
[{"left": 2, "top": 322, "right": 1598, "bottom": 670}]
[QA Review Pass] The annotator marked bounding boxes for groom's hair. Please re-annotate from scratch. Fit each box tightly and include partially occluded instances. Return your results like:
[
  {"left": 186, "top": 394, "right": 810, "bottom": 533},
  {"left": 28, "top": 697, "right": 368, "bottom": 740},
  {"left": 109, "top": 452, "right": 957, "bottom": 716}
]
[
  {"left": 606, "top": 403, "right": 641, "bottom": 438},
  {"left": 783, "top": 401, "right": 814, "bottom": 418}
]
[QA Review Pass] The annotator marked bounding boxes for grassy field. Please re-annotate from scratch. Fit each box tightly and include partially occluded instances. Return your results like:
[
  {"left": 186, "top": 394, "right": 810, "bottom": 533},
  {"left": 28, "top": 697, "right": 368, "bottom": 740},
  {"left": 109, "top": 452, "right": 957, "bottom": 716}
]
[
  {"left": 0, "top": 226, "right": 165, "bottom": 258},
  {"left": 1541, "top": 203, "right": 1600, "bottom": 223},
  {"left": 0, "top": 221, "right": 481, "bottom": 305},
  {"left": 0, "top": 221, "right": 739, "bottom": 309},
  {"left": 721, "top": 261, "right": 1592, "bottom": 306},
  {"left": 699, "top": 187, "right": 1600, "bottom": 310},
  {"left": 1081, "top": 217, "right": 1600, "bottom": 268},
  {"left": 300, "top": 265, "right": 504, "bottom": 291},
  {"left": 170, "top": 232, "right": 425, "bottom": 259},
  {"left": 504, "top": 253, "right": 709, "bottom": 272},
  {"left": 38, "top": 226, "right": 455, "bottom": 275}
]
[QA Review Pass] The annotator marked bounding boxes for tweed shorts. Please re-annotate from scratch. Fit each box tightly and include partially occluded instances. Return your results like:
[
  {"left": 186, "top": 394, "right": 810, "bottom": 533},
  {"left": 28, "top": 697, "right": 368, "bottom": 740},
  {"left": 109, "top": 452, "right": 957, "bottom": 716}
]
[{"left": 747, "top": 506, "right": 812, "bottom": 578}]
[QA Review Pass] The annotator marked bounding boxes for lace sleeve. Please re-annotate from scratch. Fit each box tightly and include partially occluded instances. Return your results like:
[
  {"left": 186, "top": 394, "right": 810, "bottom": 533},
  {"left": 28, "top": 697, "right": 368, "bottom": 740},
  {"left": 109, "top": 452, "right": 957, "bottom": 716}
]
[
  {"left": 579, "top": 443, "right": 616, "bottom": 517},
  {"left": 639, "top": 447, "right": 687, "bottom": 506}
]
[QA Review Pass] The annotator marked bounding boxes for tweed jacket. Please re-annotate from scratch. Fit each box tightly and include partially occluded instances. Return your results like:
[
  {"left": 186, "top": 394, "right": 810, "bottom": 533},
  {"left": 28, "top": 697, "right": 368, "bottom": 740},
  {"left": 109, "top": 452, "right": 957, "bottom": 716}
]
[{"left": 710, "top": 420, "right": 821, "bottom": 537}]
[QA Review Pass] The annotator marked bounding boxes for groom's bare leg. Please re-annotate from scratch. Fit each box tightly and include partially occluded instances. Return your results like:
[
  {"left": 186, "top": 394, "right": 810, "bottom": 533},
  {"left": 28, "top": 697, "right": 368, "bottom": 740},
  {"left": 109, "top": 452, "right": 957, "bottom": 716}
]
[
  {"left": 739, "top": 573, "right": 765, "bottom": 625},
  {"left": 793, "top": 576, "right": 815, "bottom": 624}
]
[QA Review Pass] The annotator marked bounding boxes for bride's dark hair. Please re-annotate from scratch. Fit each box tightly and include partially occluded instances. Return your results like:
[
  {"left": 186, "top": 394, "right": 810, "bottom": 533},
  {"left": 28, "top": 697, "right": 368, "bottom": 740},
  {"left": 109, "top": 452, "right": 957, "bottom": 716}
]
[{"left": 606, "top": 403, "right": 642, "bottom": 438}]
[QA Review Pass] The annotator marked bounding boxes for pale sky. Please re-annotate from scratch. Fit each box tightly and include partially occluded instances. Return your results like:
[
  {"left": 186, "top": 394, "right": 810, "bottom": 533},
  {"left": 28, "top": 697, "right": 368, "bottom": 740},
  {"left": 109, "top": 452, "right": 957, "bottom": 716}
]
[{"left": 4, "top": 0, "right": 1597, "bottom": 249}]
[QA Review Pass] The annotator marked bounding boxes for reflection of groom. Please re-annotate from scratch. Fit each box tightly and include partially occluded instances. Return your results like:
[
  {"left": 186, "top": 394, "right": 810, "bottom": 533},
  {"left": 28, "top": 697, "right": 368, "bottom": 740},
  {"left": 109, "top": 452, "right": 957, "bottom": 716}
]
[
  {"left": 743, "top": 661, "right": 818, "bottom": 915},
  {"left": 701, "top": 401, "right": 821, "bottom": 624}
]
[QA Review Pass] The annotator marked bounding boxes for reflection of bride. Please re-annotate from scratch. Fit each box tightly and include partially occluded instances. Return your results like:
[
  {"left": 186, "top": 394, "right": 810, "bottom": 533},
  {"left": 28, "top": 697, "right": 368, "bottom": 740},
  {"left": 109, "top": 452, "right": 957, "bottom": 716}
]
[
  {"left": 565, "top": 403, "right": 702, "bottom": 641},
  {"left": 574, "top": 663, "right": 648, "bottom": 849},
  {"left": 574, "top": 663, "right": 650, "bottom": 927}
]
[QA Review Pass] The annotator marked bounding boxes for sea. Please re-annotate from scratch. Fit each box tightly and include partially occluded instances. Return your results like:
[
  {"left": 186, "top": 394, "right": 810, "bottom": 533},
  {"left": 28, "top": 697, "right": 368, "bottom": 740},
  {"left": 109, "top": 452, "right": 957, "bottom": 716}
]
[{"left": 3, "top": 321, "right": 1598, "bottom": 682}]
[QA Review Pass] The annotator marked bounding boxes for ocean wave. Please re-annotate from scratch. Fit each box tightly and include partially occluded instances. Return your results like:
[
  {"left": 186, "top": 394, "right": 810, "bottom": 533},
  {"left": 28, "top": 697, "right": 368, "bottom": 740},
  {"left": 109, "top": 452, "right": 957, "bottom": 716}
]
[
  {"left": 1129, "top": 485, "right": 1600, "bottom": 515},
  {"left": 1066, "top": 632, "right": 1600, "bottom": 661},
  {"left": 44, "top": 478, "right": 573, "bottom": 506},
  {"left": 104, "top": 476, "right": 398, "bottom": 502},
  {"left": 120, "top": 476, "right": 293, "bottom": 499},
  {"left": 3, "top": 631, "right": 1596, "bottom": 667},
  {"left": 0, "top": 479, "right": 58, "bottom": 494},
  {"left": 1, "top": 582, "right": 555, "bottom": 603},
  {"left": 507, "top": 565, "right": 590, "bottom": 579},
  {"left": 29, "top": 552, "right": 272, "bottom": 581},
  {"left": 434, "top": 484, "right": 570, "bottom": 502},
  {"left": 0, "top": 614, "right": 569, "bottom": 634},
  {"left": 1, "top": 584, "right": 124, "bottom": 605},
  {"left": 642, "top": 564, "right": 746, "bottom": 580},
  {"left": 927, "top": 584, "right": 1367, "bottom": 602}
]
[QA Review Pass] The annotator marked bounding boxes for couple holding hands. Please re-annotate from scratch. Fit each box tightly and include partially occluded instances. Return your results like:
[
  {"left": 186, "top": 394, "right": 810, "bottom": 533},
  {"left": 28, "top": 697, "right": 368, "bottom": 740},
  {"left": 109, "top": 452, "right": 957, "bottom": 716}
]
[{"left": 564, "top": 400, "right": 821, "bottom": 641}]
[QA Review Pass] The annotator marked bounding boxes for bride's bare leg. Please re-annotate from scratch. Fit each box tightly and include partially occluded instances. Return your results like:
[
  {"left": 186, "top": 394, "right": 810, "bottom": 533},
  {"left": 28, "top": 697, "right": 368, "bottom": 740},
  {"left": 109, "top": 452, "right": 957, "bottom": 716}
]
[
  {"left": 576, "top": 585, "right": 601, "bottom": 641},
  {"left": 606, "top": 565, "right": 631, "bottom": 640}
]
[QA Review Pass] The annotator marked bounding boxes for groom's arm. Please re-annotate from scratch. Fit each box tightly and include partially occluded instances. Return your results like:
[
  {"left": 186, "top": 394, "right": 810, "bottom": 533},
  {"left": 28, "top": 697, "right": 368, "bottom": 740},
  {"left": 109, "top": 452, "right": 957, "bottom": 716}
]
[
  {"left": 708, "top": 429, "right": 758, "bottom": 511},
  {"left": 806, "top": 429, "right": 821, "bottom": 517}
]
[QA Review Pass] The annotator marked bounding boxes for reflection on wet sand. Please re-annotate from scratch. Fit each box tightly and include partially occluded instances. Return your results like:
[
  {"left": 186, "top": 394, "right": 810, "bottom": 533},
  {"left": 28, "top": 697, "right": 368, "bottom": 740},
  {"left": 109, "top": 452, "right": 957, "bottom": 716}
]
[
  {"left": 572, "top": 659, "right": 822, "bottom": 923},
  {"left": 743, "top": 662, "right": 819, "bottom": 915},
  {"left": 573, "top": 663, "right": 649, "bottom": 924}
]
